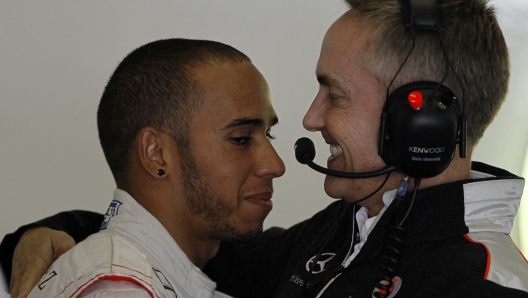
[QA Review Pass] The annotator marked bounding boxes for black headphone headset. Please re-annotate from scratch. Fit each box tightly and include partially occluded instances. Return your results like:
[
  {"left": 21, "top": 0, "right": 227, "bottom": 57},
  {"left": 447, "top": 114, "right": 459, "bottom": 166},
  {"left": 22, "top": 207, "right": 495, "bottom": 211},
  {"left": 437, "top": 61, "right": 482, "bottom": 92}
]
[
  {"left": 377, "top": 0, "right": 467, "bottom": 179},
  {"left": 374, "top": 5, "right": 469, "bottom": 297}
]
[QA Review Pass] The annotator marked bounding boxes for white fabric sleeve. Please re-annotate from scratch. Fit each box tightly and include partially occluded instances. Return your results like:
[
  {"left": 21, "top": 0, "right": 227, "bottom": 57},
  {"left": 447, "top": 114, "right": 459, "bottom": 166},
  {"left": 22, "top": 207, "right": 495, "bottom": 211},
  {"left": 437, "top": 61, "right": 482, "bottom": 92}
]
[{"left": 79, "top": 280, "right": 152, "bottom": 298}]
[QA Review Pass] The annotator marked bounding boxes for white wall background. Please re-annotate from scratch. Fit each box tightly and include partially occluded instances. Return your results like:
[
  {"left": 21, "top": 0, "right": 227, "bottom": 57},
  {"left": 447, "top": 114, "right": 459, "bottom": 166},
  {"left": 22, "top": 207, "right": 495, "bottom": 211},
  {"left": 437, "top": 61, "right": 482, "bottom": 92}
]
[{"left": 1, "top": 1, "right": 527, "bottom": 283}]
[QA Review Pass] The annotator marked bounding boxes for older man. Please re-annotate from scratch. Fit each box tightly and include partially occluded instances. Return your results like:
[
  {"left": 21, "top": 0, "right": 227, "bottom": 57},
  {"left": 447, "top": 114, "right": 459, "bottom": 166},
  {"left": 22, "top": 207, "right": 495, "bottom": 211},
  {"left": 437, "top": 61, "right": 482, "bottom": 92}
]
[{"left": 3, "top": 0, "right": 528, "bottom": 298}]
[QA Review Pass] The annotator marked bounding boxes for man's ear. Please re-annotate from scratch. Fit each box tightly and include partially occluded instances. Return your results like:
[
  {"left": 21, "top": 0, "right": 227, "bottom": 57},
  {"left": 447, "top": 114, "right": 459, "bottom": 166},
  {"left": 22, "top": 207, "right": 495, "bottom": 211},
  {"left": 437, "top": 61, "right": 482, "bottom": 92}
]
[{"left": 136, "top": 127, "right": 171, "bottom": 179}]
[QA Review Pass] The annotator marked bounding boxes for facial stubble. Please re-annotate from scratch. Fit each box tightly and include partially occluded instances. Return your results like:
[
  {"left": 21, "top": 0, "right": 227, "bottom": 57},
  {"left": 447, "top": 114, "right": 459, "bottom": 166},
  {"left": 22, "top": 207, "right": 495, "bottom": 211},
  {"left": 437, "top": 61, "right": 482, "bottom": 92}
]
[{"left": 178, "top": 147, "right": 261, "bottom": 242}]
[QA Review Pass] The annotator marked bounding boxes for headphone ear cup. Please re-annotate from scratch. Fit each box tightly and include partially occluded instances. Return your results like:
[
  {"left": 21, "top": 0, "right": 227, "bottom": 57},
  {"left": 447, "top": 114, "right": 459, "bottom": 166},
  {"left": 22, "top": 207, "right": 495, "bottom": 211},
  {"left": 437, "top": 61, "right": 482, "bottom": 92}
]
[{"left": 380, "top": 81, "right": 460, "bottom": 178}]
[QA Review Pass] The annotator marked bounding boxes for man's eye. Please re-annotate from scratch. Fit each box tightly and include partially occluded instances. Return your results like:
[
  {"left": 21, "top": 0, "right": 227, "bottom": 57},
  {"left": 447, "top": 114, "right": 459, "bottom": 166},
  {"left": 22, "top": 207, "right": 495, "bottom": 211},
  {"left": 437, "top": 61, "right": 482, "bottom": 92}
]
[
  {"left": 231, "top": 137, "right": 252, "bottom": 146},
  {"left": 328, "top": 94, "right": 340, "bottom": 102}
]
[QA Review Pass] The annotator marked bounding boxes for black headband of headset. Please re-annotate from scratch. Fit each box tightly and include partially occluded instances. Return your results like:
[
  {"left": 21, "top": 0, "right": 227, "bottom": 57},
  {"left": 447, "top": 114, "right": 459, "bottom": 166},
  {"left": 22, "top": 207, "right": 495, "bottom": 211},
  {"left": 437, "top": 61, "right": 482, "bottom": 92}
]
[{"left": 400, "top": 0, "right": 444, "bottom": 31}]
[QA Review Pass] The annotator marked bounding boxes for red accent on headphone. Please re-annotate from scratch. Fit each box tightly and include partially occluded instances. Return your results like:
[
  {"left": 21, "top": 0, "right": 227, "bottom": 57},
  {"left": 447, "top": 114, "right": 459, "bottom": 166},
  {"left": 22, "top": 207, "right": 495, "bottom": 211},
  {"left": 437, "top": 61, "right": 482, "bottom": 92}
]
[{"left": 408, "top": 91, "right": 423, "bottom": 110}]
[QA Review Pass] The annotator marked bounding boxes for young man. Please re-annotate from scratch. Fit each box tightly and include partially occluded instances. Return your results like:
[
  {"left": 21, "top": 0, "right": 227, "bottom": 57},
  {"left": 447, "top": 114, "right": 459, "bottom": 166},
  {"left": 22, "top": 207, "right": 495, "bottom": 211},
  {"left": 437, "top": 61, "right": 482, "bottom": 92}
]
[
  {"left": 3, "top": 0, "right": 528, "bottom": 297},
  {"left": 20, "top": 38, "right": 285, "bottom": 297}
]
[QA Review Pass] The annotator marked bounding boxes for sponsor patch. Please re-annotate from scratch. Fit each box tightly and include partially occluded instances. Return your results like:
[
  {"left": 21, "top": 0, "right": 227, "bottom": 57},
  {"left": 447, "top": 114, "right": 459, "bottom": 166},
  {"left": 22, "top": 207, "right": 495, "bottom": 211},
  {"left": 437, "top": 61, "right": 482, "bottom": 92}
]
[
  {"left": 37, "top": 268, "right": 57, "bottom": 290},
  {"left": 154, "top": 268, "right": 177, "bottom": 298},
  {"left": 372, "top": 276, "right": 402, "bottom": 298},
  {"left": 100, "top": 200, "right": 123, "bottom": 230},
  {"left": 305, "top": 253, "right": 336, "bottom": 274}
]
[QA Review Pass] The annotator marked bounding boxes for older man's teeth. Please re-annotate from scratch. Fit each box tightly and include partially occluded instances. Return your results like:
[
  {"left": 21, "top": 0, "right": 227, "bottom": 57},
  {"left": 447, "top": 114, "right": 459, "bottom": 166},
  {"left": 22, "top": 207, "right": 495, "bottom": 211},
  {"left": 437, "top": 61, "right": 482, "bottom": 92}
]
[{"left": 329, "top": 144, "right": 343, "bottom": 160}]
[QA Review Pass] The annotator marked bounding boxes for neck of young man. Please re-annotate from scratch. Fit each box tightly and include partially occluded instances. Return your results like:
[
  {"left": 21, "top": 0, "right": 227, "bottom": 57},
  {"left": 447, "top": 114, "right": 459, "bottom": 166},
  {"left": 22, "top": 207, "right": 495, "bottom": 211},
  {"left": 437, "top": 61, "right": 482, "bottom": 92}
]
[{"left": 128, "top": 180, "right": 221, "bottom": 270}]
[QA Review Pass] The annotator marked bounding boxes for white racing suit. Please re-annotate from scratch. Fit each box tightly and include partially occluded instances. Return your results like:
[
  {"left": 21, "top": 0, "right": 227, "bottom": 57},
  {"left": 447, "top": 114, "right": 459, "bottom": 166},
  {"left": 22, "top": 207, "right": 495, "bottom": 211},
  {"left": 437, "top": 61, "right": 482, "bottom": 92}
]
[{"left": 28, "top": 189, "right": 231, "bottom": 298}]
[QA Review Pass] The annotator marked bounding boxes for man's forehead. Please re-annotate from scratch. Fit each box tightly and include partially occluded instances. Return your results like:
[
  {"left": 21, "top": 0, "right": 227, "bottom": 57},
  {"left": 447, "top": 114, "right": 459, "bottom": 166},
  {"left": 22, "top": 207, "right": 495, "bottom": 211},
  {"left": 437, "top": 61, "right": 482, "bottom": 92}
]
[
  {"left": 322, "top": 10, "right": 371, "bottom": 56},
  {"left": 317, "top": 12, "right": 373, "bottom": 88},
  {"left": 203, "top": 105, "right": 275, "bottom": 129},
  {"left": 216, "top": 100, "right": 278, "bottom": 127},
  {"left": 315, "top": 47, "right": 353, "bottom": 94}
]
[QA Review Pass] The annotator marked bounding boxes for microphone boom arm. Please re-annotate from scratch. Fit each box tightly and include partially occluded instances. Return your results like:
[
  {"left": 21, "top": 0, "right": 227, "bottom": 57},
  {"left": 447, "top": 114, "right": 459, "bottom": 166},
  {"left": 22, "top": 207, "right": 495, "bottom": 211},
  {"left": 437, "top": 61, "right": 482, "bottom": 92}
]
[{"left": 304, "top": 156, "right": 396, "bottom": 179}]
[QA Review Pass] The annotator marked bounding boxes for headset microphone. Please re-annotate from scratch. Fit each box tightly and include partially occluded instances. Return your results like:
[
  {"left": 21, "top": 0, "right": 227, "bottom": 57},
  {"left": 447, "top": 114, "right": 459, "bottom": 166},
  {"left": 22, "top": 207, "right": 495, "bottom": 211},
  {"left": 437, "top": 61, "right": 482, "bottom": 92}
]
[{"left": 294, "top": 137, "right": 396, "bottom": 179}]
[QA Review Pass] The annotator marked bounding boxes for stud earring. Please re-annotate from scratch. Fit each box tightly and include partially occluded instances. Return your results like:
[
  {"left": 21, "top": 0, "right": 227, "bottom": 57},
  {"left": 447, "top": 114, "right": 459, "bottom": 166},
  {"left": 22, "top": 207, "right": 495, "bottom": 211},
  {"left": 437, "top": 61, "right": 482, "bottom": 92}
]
[{"left": 157, "top": 168, "right": 165, "bottom": 177}]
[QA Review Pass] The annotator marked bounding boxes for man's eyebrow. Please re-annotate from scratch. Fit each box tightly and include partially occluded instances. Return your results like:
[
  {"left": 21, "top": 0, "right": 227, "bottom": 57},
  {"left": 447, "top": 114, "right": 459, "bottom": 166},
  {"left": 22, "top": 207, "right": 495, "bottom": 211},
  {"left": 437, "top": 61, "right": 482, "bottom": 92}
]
[
  {"left": 221, "top": 116, "right": 279, "bottom": 131},
  {"left": 316, "top": 73, "right": 345, "bottom": 92}
]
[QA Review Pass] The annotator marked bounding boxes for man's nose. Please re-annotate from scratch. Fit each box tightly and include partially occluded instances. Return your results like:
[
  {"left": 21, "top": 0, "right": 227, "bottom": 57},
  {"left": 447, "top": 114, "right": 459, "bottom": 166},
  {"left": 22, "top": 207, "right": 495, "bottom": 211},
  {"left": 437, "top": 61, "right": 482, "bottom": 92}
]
[
  {"left": 256, "top": 141, "right": 286, "bottom": 178},
  {"left": 303, "top": 93, "right": 326, "bottom": 132}
]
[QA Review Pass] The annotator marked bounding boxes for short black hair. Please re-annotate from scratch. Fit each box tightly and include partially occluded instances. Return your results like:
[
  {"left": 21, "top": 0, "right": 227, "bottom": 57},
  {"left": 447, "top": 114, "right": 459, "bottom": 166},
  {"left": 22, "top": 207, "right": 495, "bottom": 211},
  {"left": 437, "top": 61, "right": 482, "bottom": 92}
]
[{"left": 97, "top": 38, "right": 251, "bottom": 186}]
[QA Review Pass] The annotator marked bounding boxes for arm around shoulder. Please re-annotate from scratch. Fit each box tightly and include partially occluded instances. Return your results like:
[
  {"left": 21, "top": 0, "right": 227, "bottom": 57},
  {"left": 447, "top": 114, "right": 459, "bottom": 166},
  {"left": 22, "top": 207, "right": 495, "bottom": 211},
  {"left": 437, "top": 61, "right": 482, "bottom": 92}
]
[{"left": 1, "top": 210, "right": 103, "bottom": 296}]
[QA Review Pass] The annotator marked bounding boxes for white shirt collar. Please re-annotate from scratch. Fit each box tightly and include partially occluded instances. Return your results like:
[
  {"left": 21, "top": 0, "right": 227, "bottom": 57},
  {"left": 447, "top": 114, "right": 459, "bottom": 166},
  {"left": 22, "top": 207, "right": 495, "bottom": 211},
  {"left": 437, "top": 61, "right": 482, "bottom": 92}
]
[{"left": 102, "top": 189, "right": 219, "bottom": 297}]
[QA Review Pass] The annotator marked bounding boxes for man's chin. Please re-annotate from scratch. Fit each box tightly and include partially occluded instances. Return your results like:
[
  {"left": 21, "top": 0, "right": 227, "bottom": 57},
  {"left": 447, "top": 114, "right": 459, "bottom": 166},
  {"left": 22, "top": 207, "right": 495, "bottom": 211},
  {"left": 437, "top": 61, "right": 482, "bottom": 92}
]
[
  {"left": 324, "top": 176, "right": 349, "bottom": 199},
  {"left": 221, "top": 227, "right": 263, "bottom": 243}
]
